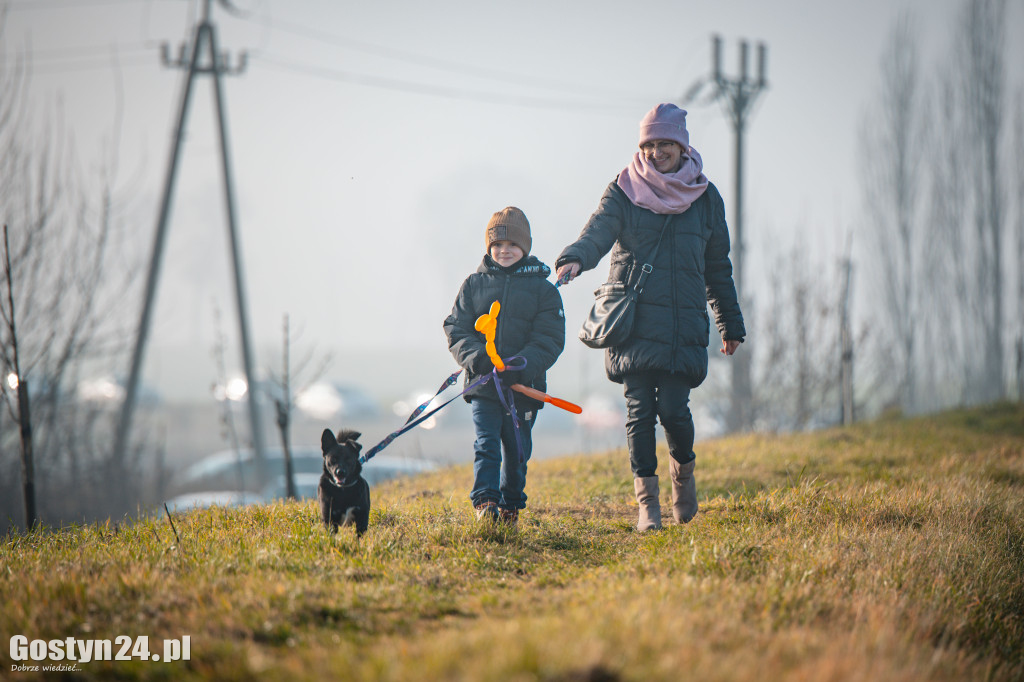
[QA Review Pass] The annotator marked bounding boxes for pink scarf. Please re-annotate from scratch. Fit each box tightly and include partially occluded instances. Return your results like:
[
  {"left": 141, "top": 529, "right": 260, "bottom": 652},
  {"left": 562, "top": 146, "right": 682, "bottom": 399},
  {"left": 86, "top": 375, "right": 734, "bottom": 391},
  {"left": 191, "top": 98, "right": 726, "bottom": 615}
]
[{"left": 616, "top": 147, "right": 709, "bottom": 215}]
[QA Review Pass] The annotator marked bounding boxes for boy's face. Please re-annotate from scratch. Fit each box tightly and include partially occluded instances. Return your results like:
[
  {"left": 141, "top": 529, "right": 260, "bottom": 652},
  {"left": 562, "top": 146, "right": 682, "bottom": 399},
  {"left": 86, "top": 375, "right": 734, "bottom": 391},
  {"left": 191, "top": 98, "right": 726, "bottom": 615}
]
[{"left": 489, "top": 240, "right": 524, "bottom": 268}]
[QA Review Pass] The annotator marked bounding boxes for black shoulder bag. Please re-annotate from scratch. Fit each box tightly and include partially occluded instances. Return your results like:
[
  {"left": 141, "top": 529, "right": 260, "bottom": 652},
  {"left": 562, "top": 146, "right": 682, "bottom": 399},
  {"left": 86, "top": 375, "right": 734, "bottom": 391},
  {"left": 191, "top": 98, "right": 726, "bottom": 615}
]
[{"left": 578, "top": 215, "right": 672, "bottom": 349}]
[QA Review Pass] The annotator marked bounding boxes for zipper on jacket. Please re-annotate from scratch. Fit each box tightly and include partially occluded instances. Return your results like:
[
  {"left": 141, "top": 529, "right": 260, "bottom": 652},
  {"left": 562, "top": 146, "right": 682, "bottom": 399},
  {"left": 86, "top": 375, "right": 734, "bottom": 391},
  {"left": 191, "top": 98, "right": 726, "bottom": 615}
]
[
  {"left": 669, "top": 219, "right": 679, "bottom": 370},
  {"left": 496, "top": 274, "right": 511, "bottom": 354}
]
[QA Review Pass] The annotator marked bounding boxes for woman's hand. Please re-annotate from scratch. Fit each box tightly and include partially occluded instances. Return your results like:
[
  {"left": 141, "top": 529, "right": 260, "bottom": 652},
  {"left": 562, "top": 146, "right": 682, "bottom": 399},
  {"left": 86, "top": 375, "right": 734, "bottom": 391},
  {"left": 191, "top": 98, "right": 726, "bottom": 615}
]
[
  {"left": 720, "top": 339, "right": 741, "bottom": 356},
  {"left": 555, "top": 261, "right": 581, "bottom": 286}
]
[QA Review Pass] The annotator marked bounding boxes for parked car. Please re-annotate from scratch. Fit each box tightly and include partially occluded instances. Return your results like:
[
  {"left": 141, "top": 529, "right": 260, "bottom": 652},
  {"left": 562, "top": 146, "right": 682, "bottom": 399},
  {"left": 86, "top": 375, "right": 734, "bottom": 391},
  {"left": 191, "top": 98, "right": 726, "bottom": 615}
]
[
  {"left": 259, "top": 473, "right": 322, "bottom": 502},
  {"left": 260, "top": 455, "right": 440, "bottom": 501},
  {"left": 169, "top": 446, "right": 325, "bottom": 496},
  {"left": 294, "top": 382, "right": 379, "bottom": 421},
  {"left": 170, "top": 446, "right": 441, "bottom": 503},
  {"left": 162, "top": 490, "right": 262, "bottom": 511}
]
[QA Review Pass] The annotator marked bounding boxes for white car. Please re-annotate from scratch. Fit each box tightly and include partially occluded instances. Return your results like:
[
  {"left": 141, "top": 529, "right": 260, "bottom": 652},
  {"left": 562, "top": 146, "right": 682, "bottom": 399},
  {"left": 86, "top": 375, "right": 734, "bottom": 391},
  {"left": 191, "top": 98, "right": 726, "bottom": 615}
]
[
  {"left": 260, "top": 455, "right": 440, "bottom": 501},
  {"left": 166, "top": 448, "right": 441, "bottom": 509},
  {"left": 168, "top": 446, "right": 324, "bottom": 496},
  {"left": 162, "top": 490, "right": 262, "bottom": 511}
]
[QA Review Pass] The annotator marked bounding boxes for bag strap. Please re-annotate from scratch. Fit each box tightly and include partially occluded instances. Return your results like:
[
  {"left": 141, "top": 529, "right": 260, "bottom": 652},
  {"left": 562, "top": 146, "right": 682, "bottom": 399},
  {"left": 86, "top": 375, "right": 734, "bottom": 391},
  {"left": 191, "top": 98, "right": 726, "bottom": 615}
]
[{"left": 633, "top": 215, "right": 673, "bottom": 295}]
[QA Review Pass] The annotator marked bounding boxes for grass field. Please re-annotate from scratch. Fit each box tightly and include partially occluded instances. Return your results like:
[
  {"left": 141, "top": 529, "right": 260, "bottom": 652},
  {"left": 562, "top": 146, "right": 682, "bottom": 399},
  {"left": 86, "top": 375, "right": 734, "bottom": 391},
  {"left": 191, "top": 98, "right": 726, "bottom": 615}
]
[{"left": 2, "top": 404, "right": 1022, "bottom": 681}]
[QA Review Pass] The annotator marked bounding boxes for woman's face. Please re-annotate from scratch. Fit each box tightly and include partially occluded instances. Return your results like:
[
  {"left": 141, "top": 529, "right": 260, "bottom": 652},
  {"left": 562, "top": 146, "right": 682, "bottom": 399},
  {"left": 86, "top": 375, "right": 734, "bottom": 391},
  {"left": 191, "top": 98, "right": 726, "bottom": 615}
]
[{"left": 640, "top": 139, "right": 683, "bottom": 174}]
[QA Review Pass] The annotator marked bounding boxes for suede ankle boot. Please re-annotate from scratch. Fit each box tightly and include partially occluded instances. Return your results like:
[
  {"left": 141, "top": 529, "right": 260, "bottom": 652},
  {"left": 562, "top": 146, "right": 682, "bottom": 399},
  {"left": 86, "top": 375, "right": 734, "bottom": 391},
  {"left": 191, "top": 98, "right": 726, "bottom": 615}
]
[
  {"left": 634, "top": 476, "right": 662, "bottom": 531},
  {"left": 670, "top": 457, "right": 698, "bottom": 523}
]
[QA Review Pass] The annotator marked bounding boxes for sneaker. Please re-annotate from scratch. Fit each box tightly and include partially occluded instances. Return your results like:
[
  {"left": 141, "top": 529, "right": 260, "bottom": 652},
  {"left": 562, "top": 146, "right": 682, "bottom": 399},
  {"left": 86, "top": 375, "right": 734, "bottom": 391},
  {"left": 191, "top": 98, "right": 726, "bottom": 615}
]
[
  {"left": 498, "top": 507, "right": 519, "bottom": 526},
  {"left": 474, "top": 501, "right": 498, "bottom": 522}
]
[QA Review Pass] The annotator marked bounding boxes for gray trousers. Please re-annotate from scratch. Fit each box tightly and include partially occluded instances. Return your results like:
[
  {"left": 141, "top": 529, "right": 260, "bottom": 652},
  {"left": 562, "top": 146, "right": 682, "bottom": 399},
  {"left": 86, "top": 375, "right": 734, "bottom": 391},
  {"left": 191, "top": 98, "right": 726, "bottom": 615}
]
[{"left": 622, "top": 372, "right": 696, "bottom": 478}]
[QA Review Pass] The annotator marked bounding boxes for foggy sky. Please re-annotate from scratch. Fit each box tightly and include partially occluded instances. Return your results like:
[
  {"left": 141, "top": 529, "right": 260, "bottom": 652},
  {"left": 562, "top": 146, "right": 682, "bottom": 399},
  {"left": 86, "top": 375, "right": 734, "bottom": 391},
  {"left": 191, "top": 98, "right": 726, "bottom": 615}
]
[{"left": 4, "top": 0, "right": 1022, "bottom": 404}]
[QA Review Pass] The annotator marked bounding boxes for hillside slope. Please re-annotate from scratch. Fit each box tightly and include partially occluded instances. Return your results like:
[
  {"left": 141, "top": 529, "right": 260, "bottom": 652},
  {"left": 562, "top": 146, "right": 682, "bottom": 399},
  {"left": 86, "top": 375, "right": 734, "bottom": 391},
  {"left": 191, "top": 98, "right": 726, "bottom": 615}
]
[{"left": 2, "top": 404, "right": 1022, "bottom": 681}]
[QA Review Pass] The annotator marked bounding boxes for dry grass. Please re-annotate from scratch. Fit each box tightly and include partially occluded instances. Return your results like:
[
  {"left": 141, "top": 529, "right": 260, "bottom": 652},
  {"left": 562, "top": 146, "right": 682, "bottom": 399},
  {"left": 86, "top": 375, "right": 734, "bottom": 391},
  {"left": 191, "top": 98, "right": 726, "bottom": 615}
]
[{"left": 1, "top": 403, "right": 1022, "bottom": 681}]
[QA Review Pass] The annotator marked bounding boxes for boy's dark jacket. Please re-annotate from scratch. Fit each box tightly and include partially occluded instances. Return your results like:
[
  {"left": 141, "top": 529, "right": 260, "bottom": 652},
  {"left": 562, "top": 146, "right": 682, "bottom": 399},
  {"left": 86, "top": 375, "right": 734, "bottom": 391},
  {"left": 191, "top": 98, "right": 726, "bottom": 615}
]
[{"left": 444, "top": 255, "right": 565, "bottom": 412}]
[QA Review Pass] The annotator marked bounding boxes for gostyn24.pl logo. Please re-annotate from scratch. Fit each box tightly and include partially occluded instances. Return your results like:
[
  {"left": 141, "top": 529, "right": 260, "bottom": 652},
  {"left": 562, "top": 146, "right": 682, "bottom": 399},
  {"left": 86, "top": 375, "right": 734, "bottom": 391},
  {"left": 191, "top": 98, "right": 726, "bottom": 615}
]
[{"left": 10, "top": 635, "right": 190, "bottom": 670}]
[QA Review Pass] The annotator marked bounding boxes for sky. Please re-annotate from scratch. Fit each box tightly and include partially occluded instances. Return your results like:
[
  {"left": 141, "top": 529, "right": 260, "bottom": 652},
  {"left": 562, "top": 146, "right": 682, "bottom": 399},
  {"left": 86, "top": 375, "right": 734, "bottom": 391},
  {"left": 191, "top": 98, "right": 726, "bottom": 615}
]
[{"left": 3, "top": 0, "right": 1023, "bottom": 412}]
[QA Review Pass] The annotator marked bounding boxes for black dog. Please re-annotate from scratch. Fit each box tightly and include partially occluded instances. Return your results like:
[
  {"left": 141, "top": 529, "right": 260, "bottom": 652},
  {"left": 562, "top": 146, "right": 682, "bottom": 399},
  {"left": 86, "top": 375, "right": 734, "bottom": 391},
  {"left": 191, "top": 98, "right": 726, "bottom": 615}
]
[{"left": 318, "top": 428, "right": 370, "bottom": 536}]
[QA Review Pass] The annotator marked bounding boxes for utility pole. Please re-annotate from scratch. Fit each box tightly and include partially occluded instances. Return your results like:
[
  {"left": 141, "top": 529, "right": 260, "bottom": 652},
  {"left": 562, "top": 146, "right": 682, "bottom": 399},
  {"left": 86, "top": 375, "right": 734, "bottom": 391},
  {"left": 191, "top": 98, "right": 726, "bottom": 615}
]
[
  {"left": 274, "top": 314, "right": 297, "bottom": 500},
  {"left": 839, "top": 241, "right": 855, "bottom": 426},
  {"left": 3, "top": 224, "right": 37, "bottom": 531},
  {"left": 685, "top": 36, "right": 768, "bottom": 432},
  {"left": 113, "top": 0, "right": 267, "bottom": 472}
]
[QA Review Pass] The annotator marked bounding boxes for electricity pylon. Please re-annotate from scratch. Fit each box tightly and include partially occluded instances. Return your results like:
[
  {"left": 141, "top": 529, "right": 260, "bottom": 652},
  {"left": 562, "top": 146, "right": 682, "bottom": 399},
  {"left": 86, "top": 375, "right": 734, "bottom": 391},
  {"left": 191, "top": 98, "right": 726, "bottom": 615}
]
[
  {"left": 683, "top": 35, "right": 768, "bottom": 432},
  {"left": 114, "top": 0, "right": 267, "bottom": 469}
]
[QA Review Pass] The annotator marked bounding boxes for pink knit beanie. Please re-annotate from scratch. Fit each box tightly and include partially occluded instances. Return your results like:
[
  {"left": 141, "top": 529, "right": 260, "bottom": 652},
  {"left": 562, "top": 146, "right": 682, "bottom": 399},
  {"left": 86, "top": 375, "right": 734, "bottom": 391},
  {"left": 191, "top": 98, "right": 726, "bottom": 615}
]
[{"left": 638, "top": 103, "right": 690, "bottom": 148}]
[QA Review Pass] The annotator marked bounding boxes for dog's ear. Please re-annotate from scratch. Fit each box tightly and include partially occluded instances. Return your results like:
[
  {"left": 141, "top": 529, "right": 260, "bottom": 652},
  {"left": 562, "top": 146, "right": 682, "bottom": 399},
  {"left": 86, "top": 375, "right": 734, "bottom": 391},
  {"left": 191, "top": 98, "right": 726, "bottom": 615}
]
[
  {"left": 335, "top": 428, "right": 362, "bottom": 444},
  {"left": 321, "top": 428, "right": 337, "bottom": 453}
]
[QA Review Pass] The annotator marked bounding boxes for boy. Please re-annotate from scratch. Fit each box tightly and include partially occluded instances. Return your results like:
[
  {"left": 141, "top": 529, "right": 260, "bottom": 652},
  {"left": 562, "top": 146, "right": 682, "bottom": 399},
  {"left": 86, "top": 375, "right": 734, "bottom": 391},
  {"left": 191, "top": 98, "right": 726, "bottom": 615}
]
[{"left": 443, "top": 206, "right": 565, "bottom": 525}]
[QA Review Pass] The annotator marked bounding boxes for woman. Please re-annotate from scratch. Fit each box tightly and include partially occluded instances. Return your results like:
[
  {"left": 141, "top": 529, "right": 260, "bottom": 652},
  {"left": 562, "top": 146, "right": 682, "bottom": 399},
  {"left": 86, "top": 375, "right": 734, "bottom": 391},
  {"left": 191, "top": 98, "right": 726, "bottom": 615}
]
[{"left": 555, "top": 103, "right": 745, "bottom": 531}]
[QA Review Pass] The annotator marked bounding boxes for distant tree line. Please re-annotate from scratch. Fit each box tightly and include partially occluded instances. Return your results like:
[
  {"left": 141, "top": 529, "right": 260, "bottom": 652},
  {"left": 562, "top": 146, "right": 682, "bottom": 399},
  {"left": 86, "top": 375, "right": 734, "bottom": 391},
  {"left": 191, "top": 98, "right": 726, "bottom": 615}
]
[
  {"left": 703, "top": 0, "right": 1022, "bottom": 432},
  {"left": 860, "top": 0, "right": 1022, "bottom": 413}
]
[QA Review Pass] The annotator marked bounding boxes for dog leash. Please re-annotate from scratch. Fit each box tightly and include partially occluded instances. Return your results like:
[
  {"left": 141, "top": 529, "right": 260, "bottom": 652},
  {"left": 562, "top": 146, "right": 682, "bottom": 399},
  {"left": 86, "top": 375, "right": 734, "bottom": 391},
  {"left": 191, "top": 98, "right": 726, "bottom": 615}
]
[
  {"left": 492, "top": 367, "right": 527, "bottom": 463},
  {"left": 359, "top": 357, "right": 528, "bottom": 464},
  {"left": 359, "top": 368, "right": 465, "bottom": 464}
]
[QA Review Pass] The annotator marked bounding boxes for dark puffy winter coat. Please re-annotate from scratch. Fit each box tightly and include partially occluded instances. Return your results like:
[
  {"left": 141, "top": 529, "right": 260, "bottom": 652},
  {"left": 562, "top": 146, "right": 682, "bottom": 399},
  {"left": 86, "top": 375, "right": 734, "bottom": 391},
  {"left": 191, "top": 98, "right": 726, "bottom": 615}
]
[
  {"left": 557, "top": 180, "right": 745, "bottom": 387},
  {"left": 443, "top": 255, "right": 565, "bottom": 411}
]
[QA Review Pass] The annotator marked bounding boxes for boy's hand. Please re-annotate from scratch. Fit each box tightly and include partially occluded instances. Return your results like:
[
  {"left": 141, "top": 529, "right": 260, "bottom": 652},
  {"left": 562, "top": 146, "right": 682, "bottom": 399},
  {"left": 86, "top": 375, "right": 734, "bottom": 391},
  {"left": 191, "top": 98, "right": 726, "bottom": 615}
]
[{"left": 555, "top": 262, "right": 580, "bottom": 286}]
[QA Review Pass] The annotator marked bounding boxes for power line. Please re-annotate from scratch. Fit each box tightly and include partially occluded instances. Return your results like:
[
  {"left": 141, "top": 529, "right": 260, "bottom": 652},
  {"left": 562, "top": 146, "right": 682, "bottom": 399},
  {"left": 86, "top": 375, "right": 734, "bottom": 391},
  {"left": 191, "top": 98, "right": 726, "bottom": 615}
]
[
  {"left": 255, "top": 52, "right": 649, "bottom": 112},
  {"left": 7, "top": 43, "right": 155, "bottom": 75},
  {"left": 5, "top": 3, "right": 663, "bottom": 109},
  {"left": 10, "top": 42, "right": 154, "bottom": 71},
  {"left": 15, "top": 41, "right": 152, "bottom": 60},
  {"left": 5, "top": 0, "right": 152, "bottom": 10},
  {"left": 245, "top": 12, "right": 650, "bottom": 103},
  {"left": 29, "top": 55, "right": 155, "bottom": 74}
]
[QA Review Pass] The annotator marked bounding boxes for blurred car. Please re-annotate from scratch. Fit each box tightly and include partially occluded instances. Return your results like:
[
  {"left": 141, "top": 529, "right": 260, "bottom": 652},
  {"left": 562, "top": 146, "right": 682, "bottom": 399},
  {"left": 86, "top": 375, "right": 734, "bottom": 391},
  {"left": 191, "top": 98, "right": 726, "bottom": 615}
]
[
  {"left": 361, "top": 454, "right": 439, "bottom": 485},
  {"left": 169, "top": 446, "right": 324, "bottom": 496},
  {"left": 295, "top": 382, "right": 379, "bottom": 421},
  {"left": 162, "top": 490, "right": 262, "bottom": 511},
  {"left": 170, "top": 444, "right": 441, "bottom": 503},
  {"left": 260, "top": 473, "right": 321, "bottom": 502},
  {"left": 77, "top": 374, "right": 161, "bottom": 407},
  {"left": 260, "top": 455, "right": 440, "bottom": 501}
]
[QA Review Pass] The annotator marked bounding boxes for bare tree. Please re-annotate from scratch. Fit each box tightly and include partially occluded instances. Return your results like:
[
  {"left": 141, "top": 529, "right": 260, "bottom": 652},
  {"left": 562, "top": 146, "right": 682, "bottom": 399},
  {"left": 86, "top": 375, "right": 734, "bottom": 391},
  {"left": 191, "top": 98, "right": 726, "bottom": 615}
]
[
  {"left": 750, "top": 239, "right": 844, "bottom": 431},
  {"left": 861, "top": 11, "right": 925, "bottom": 411},
  {"left": 1015, "top": 92, "right": 1024, "bottom": 401},
  {"left": 0, "top": 15, "right": 143, "bottom": 533},
  {"left": 922, "top": 71, "right": 977, "bottom": 407},
  {"left": 2, "top": 224, "right": 36, "bottom": 529},
  {"left": 838, "top": 240, "right": 855, "bottom": 424},
  {"left": 919, "top": 0, "right": 1011, "bottom": 407},
  {"left": 266, "top": 314, "right": 331, "bottom": 499},
  {"left": 861, "top": 0, "right": 1015, "bottom": 413},
  {"left": 957, "top": 0, "right": 1008, "bottom": 402}
]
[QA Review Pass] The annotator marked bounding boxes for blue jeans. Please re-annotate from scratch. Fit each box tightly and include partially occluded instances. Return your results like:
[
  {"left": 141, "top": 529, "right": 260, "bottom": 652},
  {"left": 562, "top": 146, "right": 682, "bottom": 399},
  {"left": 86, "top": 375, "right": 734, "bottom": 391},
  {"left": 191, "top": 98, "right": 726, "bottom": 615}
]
[
  {"left": 622, "top": 372, "right": 695, "bottom": 478},
  {"left": 469, "top": 398, "right": 534, "bottom": 510}
]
